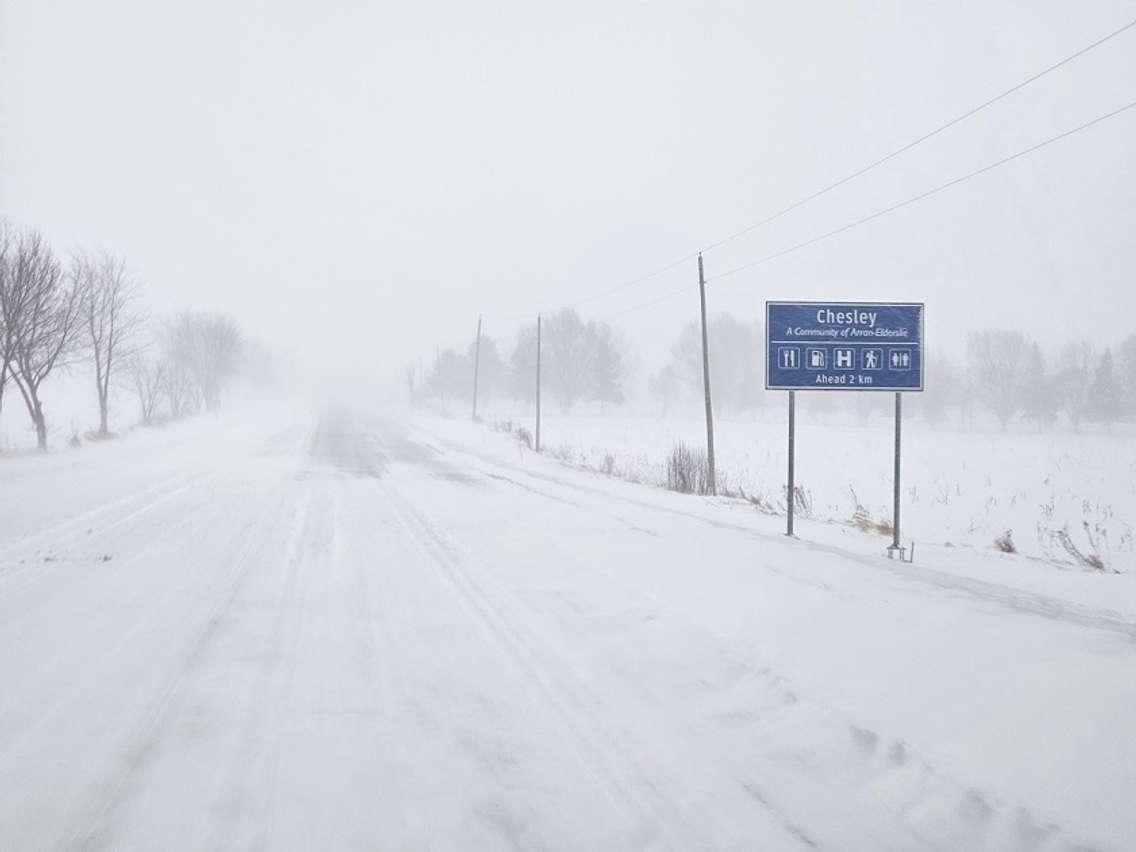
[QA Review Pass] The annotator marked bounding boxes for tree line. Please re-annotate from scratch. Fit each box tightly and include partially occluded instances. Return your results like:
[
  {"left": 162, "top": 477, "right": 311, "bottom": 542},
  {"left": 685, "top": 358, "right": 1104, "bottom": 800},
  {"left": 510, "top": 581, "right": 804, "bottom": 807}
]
[
  {"left": 415, "top": 308, "right": 627, "bottom": 414},
  {"left": 0, "top": 220, "right": 245, "bottom": 451},
  {"left": 414, "top": 306, "right": 1136, "bottom": 433}
]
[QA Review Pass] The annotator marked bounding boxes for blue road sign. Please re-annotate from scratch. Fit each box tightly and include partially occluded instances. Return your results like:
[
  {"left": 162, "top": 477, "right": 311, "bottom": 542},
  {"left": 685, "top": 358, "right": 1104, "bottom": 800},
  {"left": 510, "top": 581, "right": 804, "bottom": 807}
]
[{"left": 766, "top": 301, "right": 924, "bottom": 391}]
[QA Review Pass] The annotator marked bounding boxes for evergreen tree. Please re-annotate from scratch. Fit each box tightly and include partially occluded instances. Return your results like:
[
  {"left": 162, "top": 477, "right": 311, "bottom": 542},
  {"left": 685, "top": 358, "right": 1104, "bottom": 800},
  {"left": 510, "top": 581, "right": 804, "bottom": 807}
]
[
  {"left": 1117, "top": 333, "right": 1136, "bottom": 420},
  {"left": 1020, "top": 343, "right": 1057, "bottom": 431},
  {"left": 1085, "top": 348, "right": 1122, "bottom": 430},
  {"left": 1054, "top": 340, "right": 1095, "bottom": 432}
]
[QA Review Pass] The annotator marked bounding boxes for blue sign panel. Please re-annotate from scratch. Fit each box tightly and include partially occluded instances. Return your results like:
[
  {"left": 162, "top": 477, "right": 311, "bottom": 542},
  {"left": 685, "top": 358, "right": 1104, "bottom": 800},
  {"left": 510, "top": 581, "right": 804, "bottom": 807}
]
[{"left": 766, "top": 301, "right": 924, "bottom": 391}]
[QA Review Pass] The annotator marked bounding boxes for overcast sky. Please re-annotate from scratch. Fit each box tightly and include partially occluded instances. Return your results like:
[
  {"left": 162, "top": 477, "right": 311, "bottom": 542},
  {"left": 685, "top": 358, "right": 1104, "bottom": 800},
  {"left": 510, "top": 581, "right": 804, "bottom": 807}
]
[{"left": 2, "top": 0, "right": 1134, "bottom": 379}]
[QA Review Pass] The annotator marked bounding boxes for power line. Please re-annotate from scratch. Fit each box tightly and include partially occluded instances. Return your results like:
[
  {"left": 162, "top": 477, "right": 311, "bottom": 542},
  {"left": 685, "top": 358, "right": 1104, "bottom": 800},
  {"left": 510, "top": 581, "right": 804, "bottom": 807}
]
[
  {"left": 493, "top": 249, "right": 696, "bottom": 325},
  {"left": 497, "top": 15, "right": 1136, "bottom": 323},
  {"left": 602, "top": 97, "right": 1136, "bottom": 321},
  {"left": 697, "top": 15, "right": 1136, "bottom": 256}
]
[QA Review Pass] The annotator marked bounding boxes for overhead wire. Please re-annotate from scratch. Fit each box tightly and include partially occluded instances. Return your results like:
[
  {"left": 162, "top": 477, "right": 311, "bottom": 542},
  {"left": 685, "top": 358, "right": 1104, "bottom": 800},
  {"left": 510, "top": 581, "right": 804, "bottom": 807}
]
[
  {"left": 697, "top": 16, "right": 1136, "bottom": 255},
  {"left": 493, "top": 15, "right": 1136, "bottom": 323},
  {"left": 599, "top": 97, "right": 1136, "bottom": 321}
]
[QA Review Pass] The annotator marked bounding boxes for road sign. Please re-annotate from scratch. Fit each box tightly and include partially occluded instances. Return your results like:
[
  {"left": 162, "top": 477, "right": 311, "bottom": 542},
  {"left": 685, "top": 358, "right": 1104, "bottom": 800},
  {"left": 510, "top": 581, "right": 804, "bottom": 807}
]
[{"left": 766, "top": 301, "right": 924, "bottom": 391}]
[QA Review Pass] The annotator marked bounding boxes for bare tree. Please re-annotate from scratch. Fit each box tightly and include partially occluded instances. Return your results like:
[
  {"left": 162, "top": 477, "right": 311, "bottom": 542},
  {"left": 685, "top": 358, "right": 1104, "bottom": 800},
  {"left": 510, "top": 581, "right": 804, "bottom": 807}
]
[
  {"left": 162, "top": 355, "right": 196, "bottom": 418},
  {"left": 0, "top": 221, "right": 14, "bottom": 418},
  {"left": 648, "top": 364, "right": 680, "bottom": 417},
  {"left": 124, "top": 350, "right": 166, "bottom": 424},
  {"left": 76, "top": 251, "right": 144, "bottom": 437},
  {"left": 509, "top": 324, "right": 538, "bottom": 404},
  {"left": 543, "top": 308, "right": 594, "bottom": 412},
  {"left": 1119, "top": 333, "right": 1136, "bottom": 420},
  {"left": 167, "top": 312, "right": 244, "bottom": 411},
  {"left": 3, "top": 230, "right": 83, "bottom": 450},
  {"left": 965, "top": 329, "right": 1030, "bottom": 429}
]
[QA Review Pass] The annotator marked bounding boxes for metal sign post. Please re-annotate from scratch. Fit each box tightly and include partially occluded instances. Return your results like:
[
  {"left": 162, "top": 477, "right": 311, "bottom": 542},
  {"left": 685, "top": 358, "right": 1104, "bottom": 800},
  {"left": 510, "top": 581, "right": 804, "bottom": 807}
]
[
  {"left": 891, "top": 391, "right": 902, "bottom": 555},
  {"left": 765, "top": 301, "right": 924, "bottom": 555},
  {"left": 786, "top": 390, "right": 796, "bottom": 537}
]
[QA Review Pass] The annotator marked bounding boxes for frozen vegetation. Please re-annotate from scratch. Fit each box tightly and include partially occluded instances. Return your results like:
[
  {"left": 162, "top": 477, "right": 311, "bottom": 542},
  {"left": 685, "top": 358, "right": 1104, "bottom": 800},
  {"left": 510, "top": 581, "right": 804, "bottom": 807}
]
[{"left": 478, "top": 406, "right": 1135, "bottom": 573}]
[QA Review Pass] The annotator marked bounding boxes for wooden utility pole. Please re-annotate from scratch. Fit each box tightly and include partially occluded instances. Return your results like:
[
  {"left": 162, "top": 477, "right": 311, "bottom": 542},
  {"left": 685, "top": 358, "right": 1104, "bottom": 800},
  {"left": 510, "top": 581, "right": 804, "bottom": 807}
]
[
  {"left": 535, "top": 314, "right": 542, "bottom": 452},
  {"left": 472, "top": 314, "right": 482, "bottom": 420},
  {"left": 698, "top": 253, "right": 717, "bottom": 495}
]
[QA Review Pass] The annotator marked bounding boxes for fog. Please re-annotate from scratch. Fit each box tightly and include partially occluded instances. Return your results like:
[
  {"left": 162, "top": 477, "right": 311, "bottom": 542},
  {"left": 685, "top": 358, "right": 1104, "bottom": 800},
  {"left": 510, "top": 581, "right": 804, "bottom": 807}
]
[
  {"left": 5, "top": 5, "right": 1136, "bottom": 849},
  {"left": 3, "top": 0, "right": 1135, "bottom": 389}
]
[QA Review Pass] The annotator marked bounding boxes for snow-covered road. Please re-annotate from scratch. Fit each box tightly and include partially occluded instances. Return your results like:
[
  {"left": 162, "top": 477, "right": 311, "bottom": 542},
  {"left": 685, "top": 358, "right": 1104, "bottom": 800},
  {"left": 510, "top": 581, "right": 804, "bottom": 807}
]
[{"left": 1, "top": 406, "right": 1132, "bottom": 850}]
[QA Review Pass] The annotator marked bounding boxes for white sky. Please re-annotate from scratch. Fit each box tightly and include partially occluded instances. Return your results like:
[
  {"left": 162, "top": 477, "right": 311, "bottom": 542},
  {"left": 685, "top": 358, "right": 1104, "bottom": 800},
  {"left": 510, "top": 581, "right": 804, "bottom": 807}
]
[{"left": 2, "top": 0, "right": 1134, "bottom": 379}]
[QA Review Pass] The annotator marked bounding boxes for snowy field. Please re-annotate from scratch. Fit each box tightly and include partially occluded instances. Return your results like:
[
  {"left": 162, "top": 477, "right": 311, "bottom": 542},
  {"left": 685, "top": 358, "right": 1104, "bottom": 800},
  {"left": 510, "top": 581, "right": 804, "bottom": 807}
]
[{"left": 477, "top": 402, "right": 1136, "bottom": 574}]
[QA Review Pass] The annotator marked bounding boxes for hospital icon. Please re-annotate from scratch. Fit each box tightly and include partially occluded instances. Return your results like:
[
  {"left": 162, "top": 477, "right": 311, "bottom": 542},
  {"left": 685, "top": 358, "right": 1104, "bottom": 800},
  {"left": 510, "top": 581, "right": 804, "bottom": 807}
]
[{"left": 834, "top": 348, "right": 854, "bottom": 369}]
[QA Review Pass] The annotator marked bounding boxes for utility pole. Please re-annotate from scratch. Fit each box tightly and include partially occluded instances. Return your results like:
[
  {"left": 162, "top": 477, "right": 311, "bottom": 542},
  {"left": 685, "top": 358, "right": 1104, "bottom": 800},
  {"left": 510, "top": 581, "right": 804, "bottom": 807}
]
[
  {"left": 698, "top": 253, "right": 717, "bottom": 495},
  {"left": 535, "top": 314, "right": 542, "bottom": 452},
  {"left": 472, "top": 314, "right": 482, "bottom": 420}
]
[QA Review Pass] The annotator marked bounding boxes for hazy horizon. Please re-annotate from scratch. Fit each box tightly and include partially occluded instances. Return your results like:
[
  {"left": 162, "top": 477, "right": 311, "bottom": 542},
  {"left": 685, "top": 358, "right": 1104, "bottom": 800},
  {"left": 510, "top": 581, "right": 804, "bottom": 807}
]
[{"left": 3, "top": 1, "right": 1135, "bottom": 381}]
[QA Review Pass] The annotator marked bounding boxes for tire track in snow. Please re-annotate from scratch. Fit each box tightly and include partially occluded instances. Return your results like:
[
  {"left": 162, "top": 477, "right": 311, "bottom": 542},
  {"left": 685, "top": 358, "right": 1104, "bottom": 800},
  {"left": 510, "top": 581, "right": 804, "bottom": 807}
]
[
  {"left": 62, "top": 486, "right": 297, "bottom": 850},
  {"left": 0, "top": 471, "right": 213, "bottom": 583},
  {"left": 382, "top": 482, "right": 811, "bottom": 851},
  {"left": 417, "top": 428, "right": 1136, "bottom": 642},
  {"left": 398, "top": 420, "right": 1113, "bottom": 849}
]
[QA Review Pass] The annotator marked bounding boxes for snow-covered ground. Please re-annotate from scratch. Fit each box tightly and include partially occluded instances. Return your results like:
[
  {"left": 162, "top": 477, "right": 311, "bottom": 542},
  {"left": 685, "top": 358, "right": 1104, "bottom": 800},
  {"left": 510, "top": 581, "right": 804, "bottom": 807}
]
[
  {"left": 1, "top": 401, "right": 1133, "bottom": 850},
  {"left": 475, "top": 402, "right": 1136, "bottom": 574}
]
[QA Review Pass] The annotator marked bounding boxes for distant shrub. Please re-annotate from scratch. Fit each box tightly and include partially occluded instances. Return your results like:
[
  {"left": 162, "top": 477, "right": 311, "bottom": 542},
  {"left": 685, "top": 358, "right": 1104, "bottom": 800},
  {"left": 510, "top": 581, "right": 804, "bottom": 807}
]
[
  {"left": 666, "top": 442, "right": 712, "bottom": 495},
  {"left": 790, "top": 484, "right": 813, "bottom": 518},
  {"left": 849, "top": 509, "right": 892, "bottom": 536},
  {"left": 493, "top": 419, "right": 533, "bottom": 450},
  {"left": 1048, "top": 523, "right": 1110, "bottom": 572}
]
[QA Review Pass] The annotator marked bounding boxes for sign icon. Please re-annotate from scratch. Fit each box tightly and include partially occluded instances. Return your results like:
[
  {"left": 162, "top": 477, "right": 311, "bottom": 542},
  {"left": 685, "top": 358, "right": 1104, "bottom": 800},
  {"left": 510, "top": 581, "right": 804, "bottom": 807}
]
[
  {"left": 862, "top": 348, "right": 883, "bottom": 370},
  {"left": 806, "top": 348, "right": 827, "bottom": 369},
  {"left": 889, "top": 349, "right": 911, "bottom": 370},
  {"left": 778, "top": 347, "right": 800, "bottom": 369},
  {"left": 834, "top": 348, "right": 854, "bottom": 369}
]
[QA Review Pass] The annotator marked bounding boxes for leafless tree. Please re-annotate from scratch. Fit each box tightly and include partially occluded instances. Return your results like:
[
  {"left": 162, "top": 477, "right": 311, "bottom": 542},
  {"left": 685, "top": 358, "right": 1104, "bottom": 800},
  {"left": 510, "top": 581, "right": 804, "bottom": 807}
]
[
  {"left": 124, "top": 351, "right": 166, "bottom": 424},
  {"left": 2, "top": 230, "right": 83, "bottom": 450},
  {"left": 162, "top": 355, "right": 196, "bottom": 418},
  {"left": 0, "top": 221, "right": 14, "bottom": 418},
  {"left": 965, "top": 329, "right": 1030, "bottom": 429},
  {"left": 167, "top": 312, "right": 243, "bottom": 411},
  {"left": 543, "top": 308, "right": 594, "bottom": 412},
  {"left": 76, "top": 251, "right": 144, "bottom": 437}
]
